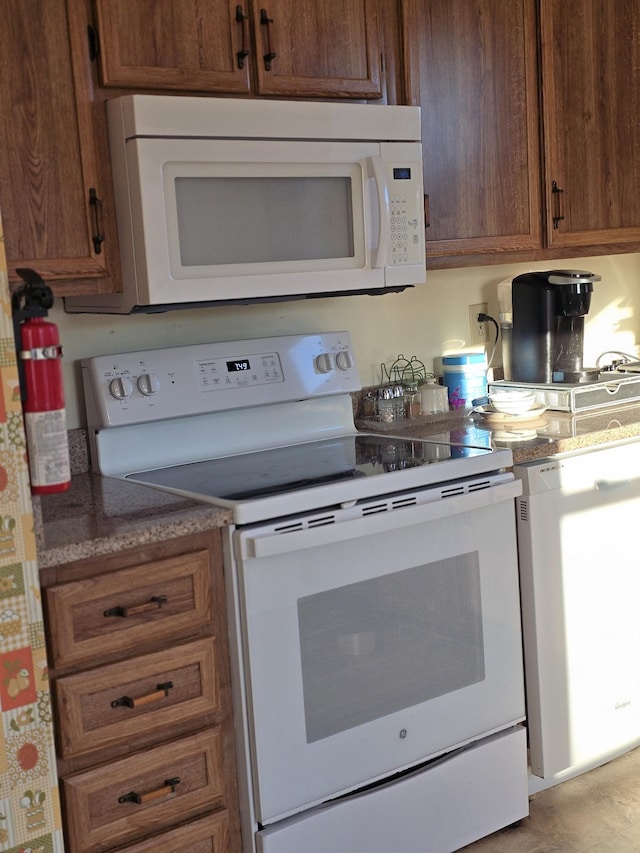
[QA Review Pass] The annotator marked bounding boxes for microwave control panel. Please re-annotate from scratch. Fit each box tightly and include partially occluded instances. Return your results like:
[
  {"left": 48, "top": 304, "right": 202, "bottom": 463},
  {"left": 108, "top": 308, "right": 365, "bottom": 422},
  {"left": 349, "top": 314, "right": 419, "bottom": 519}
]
[{"left": 387, "top": 162, "right": 424, "bottom": 267}]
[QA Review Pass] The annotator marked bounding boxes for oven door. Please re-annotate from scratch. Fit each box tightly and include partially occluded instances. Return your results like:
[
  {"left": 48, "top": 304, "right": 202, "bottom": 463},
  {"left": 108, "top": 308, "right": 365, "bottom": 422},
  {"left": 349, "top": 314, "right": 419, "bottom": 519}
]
[{"left": 230, "top": 478, "right": 524, "bottom": 825}]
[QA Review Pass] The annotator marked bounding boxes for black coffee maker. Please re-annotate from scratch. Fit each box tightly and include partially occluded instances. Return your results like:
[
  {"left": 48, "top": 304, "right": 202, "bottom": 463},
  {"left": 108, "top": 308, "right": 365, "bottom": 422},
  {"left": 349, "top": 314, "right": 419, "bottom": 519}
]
[{"left": 511, "top": 270, "right": 601, "bottom": 384}]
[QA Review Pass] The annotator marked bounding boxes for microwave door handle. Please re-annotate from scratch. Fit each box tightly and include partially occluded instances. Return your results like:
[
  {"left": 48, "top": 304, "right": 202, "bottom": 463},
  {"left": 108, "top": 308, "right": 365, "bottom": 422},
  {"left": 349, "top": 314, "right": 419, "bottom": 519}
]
[{"left": 367, "top": 156, "right": 390, "bottom": 269}]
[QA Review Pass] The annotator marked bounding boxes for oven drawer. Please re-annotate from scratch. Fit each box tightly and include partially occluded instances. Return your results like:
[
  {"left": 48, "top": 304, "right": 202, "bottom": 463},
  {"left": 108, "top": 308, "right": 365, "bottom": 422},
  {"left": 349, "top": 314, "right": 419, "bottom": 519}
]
[
  {"left": 55, "top": 638, "right": 219, "bottom": 759},
  {"left": 45, "top": 549, "right": 213, "bottom": 669},
  {"left": 114, "top": 810, "right": 230, "bottom": 853},
  {"left": 61, "top": 728, "right": 226, "bottom": 853}
]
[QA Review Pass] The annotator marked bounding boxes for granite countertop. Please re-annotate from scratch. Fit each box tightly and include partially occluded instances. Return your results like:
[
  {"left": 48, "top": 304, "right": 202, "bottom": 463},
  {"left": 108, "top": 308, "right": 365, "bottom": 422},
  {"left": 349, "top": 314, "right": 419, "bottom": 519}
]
[
  {"left": 34, "top": 472, "right": 231, "bottom": 569},
  {"left": 36, "top": 404, "right": 640, "bottom": 569},
  {"left": 356, "top": 402, "right": 640, "bottom": 462}
]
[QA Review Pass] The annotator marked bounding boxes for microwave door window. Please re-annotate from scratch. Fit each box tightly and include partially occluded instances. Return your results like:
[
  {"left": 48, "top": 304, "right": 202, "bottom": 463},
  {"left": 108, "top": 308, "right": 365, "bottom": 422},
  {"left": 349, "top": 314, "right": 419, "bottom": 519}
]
[{"left": 173, "top": 175, "right": 356, "bottom": 270}]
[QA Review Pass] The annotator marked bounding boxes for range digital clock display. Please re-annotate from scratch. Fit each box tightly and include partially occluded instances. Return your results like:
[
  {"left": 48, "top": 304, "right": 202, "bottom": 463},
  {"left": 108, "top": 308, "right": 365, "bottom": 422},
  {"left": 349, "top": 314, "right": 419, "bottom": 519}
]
[{"left": 196, "top": 351, "right": 282, "bottom": 391}]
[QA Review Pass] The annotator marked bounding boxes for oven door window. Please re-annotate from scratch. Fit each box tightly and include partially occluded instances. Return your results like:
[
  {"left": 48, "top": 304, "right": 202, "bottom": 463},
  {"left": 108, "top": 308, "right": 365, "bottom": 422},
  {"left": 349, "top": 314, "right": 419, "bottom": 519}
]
[{"left": 298, "top": 553, "right": 485, "bottom": 743}]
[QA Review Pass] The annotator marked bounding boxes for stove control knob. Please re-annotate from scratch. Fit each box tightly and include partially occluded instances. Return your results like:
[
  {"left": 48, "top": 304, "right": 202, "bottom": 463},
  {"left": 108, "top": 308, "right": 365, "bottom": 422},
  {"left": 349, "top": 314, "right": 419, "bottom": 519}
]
[
  {"left": 137, "top": 373, "right": 159, "bottom": 396},
  {"left": 335, "top": 350, "right": 354, "bottom": 371},
  {"left": 108, "top": 376, "right": 134, "bottom": 400},
  {"left": 315, "top": 353, "right": 334, "bottom": 374}
]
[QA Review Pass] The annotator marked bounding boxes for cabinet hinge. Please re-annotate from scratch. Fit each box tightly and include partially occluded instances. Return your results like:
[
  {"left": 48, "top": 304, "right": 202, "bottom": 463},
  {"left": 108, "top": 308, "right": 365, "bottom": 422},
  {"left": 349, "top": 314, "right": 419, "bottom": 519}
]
[{"left": 87, "top": 25, "right": 100, "bottom": 62}]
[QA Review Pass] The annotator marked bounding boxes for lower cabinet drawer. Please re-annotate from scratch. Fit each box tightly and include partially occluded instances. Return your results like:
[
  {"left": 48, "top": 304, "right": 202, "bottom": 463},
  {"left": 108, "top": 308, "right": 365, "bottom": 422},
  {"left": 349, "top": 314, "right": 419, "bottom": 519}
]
[
  {"left": 115, "top": 810, "right": 230, "bottom": 852},
  {"left": 45, "top": 548, "right": 213, "bottom": 669},
  {"left": 61, "top": 729, "right": 226, "bottom": 853},
  {"left": 55, "top": 637, "right": 219, "bottom": 759}
]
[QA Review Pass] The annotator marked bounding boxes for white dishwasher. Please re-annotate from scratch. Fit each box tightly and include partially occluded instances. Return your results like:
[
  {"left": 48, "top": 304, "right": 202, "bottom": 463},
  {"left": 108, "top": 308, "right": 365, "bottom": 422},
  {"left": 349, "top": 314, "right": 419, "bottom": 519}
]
[{"left": 514, "top": 438, "right": 640, "bottom": 791}]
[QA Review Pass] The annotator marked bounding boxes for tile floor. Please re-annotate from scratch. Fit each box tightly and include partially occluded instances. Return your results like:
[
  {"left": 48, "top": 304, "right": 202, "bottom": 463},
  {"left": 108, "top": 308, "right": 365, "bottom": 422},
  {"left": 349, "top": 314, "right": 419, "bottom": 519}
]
[{"left": 459, "top": 747, "right": 640, "bottom": 852}]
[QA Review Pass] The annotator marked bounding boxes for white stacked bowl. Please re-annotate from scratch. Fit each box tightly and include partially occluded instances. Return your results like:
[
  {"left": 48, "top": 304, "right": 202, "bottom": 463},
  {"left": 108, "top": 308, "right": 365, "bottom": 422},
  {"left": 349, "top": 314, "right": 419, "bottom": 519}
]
[{"left": 488, "top": 390, "right": 538, "bottom": 415}]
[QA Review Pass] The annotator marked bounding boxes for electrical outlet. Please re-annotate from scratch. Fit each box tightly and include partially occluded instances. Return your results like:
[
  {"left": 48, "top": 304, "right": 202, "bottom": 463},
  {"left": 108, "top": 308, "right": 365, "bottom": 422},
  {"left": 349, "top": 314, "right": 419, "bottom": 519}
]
[{"left": 468, "top": 302, "right": 489, "bottom": 346}]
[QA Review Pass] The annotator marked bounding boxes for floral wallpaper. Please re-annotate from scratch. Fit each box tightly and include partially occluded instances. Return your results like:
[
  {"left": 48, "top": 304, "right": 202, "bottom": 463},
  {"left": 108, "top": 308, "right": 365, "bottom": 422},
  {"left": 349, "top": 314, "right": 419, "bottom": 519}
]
[{"left": 0, "top": 216, "right": 64, "bottom": 850}]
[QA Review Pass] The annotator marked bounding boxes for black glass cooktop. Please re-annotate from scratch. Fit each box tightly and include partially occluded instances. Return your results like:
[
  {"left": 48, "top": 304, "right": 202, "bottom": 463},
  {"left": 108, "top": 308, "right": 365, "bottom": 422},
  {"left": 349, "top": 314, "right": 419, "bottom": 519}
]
[{"left": 126, "top": 433, "right": 493, "bottom": 502}]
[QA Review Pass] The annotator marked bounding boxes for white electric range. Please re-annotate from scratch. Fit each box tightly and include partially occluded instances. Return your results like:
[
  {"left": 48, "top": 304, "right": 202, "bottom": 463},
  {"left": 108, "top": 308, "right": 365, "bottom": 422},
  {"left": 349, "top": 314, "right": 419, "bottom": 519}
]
[{"left": 82, "top": 331, "right": 528, "bottom": 853}]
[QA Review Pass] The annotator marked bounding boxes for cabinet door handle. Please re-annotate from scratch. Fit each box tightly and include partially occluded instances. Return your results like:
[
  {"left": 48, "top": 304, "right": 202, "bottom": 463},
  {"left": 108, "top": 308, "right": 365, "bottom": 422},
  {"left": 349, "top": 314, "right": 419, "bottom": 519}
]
[
  {"left": 118, "top": 777, "right": 180, "bottom": 805},
  {"left": 551, "top": 181, "right": 565, "bottom": 229},
  {"left": 260, "top": 8, "right": 277, "bottom": 70},
  {"left": 111, "top": 681, "right": 174, "bottom": 709},
  {"left": 89, "top": 188, "right": 105, "bottom": 254},
  {"left": 424, "top": 194, "right": 430, "bottom": 229},
  {"left": 103, "top": 595, "right": 168, "bottom": 618},
  {"left": 235, "top": 5, "right": 250, "bottom": 69}
]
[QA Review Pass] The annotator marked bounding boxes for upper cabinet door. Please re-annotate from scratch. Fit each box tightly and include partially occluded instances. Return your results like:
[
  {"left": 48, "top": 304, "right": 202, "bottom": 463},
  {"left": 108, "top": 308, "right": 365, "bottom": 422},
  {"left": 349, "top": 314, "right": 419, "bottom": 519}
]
[
  {"left": 93, "top": 0, "right": 382, "bottom": 99},
  {"left": 250, "top": 0, "right": 382, "bottom": 98},
  {"left": 0, "top": 0, "right": 118, "bottom": 292},
  {"left": 403, "top": 0, "right": 542, "bottom": 263},
  {"left": 540, "top": 0, "right": 640, "bottom": 249},
  {"left": 94, "top": 0, "right": 252, "bottom": 93}
]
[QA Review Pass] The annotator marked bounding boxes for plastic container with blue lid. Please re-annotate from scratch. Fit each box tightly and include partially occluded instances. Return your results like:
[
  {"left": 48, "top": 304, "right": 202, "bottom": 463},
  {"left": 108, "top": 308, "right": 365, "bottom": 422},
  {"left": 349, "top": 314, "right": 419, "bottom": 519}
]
[{"left": 442, "top": 352, "right": 488, "bottom": 409}]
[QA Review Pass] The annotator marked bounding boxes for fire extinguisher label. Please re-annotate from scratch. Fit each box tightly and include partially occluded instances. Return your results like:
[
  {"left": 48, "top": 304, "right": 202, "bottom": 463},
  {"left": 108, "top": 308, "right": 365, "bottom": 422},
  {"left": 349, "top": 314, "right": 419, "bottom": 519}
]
[{"left": 24, "top": 408, "right": 71, "bottom": 488}]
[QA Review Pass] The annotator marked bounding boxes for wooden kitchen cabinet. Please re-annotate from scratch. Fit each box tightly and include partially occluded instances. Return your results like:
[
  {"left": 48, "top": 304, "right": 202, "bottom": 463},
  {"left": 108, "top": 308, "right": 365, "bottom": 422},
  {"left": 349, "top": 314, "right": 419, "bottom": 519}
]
[
  {"left": 0, "top": 0, "right": 401, "bottom": 295},
  {"left": 249, "top": 0, "right": 382, "bottom": 98},
  {"left": 0, "top": 0, "right": 120, "bottom": 293},
  {"left": 403, "top": 0, "right": 640, "bottom": 268},
  {"left": 402, "top": 0, "right": 542, "bottom": 263},
  {"left": 92, "top": 0, "right": 383, "bottom": 99},
  {"left": 62, "top": 728, "right": 227, "bottom": 853},
  {"left": 114, "top": 812, "right": 231, "bottom": 853},
  {"left": 41, "top": 530, "right": 240, "bottom": 853},
  {"left": 539, "top": 0, "right": 640, "bottom": 251},
  {"left": 45, "top": 546, "right": 213, "bottom": 670},
  {"left": 54, "top": 638, "right": 219, "bottom": 759}
]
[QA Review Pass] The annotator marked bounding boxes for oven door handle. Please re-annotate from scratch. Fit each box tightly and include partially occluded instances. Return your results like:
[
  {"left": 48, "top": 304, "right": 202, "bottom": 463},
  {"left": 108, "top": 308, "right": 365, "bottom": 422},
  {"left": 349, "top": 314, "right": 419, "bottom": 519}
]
[{"left": 242, "top": 479, "right": 522, "bottom": 559}]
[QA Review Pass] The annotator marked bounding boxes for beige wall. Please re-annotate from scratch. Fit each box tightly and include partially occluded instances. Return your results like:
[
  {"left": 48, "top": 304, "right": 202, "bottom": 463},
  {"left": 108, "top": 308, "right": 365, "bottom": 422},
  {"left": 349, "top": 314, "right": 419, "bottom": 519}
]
[{"left": 55, "top": 253, "right": 640, "bottom": 429}]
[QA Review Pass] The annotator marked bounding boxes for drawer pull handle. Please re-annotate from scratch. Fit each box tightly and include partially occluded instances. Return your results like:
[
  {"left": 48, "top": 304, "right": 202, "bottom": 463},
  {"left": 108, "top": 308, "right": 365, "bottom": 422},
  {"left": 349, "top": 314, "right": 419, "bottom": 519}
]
[
  {"left": 111, "top": 681, "right": 174, "bottom": 709},
  {"left": 104, "top": 595, "right": 168, "bottom": 618},
  {"left": 118, "top": 777, "right": 180, "bottom": 805}
]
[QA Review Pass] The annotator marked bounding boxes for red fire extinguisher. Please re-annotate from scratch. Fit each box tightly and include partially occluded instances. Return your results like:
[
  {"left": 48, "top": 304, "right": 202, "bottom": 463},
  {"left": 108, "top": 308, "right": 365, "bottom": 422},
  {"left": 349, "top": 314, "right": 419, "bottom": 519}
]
[{"left": 12, "top": 269, "right": 71, "bottom": 494}]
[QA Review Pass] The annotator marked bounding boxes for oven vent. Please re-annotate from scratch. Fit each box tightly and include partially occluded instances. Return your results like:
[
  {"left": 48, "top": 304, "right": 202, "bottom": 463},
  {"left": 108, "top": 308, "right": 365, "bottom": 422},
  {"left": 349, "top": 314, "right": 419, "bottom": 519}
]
[
  {"left": 361, "top": 494, "right": 418, "bottom": 516},
  {"left": 272, "top": 520, "right": 306, "bottom": 533},
  {"left": 273, "top": 513, "right": 338, "bottom": 534},
  {"left": 440, "top": 484, "right": 465, "bottom": 498},
  {"left": 307, "top": 514, "right": 338, "bottom": 528},
  {"left": 361, "top": 502, "right": 391, "bottom": 515},
  {"left": 518, "top": 498, "right": 529, "bottom": 523},
  {"left": 268, "top": 472, "right": 509, "bottom": 534},
  {"left": 466, "top": 478, "right": 491, "bottom": 492},
  {"left": 391, "top": 495, "right": 418, "bottom": 509},
  {"left": 441, "top": 478, "right": 491, "bottom": 499}
]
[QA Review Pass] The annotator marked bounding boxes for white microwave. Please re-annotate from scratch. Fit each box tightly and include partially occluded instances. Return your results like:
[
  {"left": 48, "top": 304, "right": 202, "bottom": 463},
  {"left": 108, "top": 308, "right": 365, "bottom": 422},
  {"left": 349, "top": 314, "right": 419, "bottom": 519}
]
[{"left": 66, "top": 95, "right": 426, "bottom": 314}]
